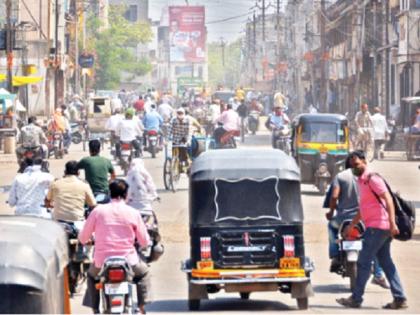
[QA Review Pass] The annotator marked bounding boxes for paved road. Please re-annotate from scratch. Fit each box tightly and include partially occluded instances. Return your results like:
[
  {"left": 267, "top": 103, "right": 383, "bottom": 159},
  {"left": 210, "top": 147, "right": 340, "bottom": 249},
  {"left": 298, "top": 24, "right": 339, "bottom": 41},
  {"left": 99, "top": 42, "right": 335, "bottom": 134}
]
[{"left": 1, "top": 134, "right": 420, "bottom": 314}]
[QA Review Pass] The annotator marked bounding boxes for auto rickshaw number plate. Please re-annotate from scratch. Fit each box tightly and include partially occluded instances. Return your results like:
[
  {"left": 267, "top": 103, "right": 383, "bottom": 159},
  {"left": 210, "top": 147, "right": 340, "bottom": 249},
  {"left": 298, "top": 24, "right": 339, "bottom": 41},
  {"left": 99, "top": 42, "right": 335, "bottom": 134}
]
[
  {"left": 280, "top": 257, "right": 300, "bottom": 269},
  {"left": 104, "top": 282, "right": 129, "bottom": 295}
]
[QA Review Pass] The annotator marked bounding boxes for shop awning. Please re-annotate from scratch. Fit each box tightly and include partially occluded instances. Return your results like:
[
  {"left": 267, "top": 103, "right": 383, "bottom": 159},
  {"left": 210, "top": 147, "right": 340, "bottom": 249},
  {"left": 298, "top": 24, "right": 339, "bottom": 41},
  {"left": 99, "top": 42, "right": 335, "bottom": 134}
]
[{"left": 0, "top": 74, "right": 43, "bottom": 86}]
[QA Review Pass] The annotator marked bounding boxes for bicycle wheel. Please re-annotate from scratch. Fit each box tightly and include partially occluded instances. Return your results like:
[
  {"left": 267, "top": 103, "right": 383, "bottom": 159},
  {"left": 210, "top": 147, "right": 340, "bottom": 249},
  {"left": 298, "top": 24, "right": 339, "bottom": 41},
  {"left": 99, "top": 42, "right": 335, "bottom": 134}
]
[
  {"left": 365, "top": 140, "right": 375, "bottom": 162},
  {"left": 170, "top": 156, "right": 181, "bottom": 192},
  {"left": 163, "top": 158, "right": 171, "bottom": 190}
]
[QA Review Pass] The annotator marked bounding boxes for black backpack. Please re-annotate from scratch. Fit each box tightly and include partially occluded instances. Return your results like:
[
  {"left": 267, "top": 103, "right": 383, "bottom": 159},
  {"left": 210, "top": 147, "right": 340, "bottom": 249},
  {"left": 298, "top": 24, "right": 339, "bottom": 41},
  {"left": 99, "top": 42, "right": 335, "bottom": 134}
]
[{"left": 368, "top": 174, "right": 416, "bottom": 241}]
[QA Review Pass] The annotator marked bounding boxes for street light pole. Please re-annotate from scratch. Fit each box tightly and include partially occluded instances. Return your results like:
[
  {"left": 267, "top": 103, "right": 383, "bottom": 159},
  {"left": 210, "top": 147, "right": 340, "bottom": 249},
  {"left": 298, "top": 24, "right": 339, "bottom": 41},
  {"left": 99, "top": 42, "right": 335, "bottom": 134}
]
[{"left": 6, "top": 0, "right": 13, "bottom": 92}]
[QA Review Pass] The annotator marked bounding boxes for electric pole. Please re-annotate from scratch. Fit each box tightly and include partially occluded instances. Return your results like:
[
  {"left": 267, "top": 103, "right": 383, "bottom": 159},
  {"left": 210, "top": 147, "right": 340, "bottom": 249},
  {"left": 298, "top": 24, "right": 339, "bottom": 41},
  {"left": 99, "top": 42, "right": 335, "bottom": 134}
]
[
  {"left": 220, "top": 37, "right": 226, "bottom": 86},
  {"left": 6, "top": 0, "right": 13, "bottom": 92},
  {"left": 253, "top": 11, "right": 257, "bottom": 84},
  {"left": 276, "top": 0, "right": 280, "bottom": 90},
  {"left": 320, "top": 0, "right": 327, "bottom": 112},
  {"left": 54, "top": 0, "right": 59, "bottom": 108}
]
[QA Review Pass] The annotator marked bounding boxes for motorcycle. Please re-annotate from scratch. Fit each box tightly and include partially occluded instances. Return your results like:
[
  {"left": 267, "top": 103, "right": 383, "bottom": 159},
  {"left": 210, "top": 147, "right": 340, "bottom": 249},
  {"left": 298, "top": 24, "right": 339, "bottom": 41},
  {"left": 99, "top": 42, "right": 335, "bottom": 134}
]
[
  {"left": 144, "top": 130, "right": 162, "bottom": 159},
  {"left": 272, "top": 126, "right": 291, "bottom": 154},
  {"left": 138, "top": 208, "right": 164, "bottom": 263},
  {"left": 71, "top": 122, "right": 86, "bottom": 145},
  {"left": 213, "top": 123, "right": 238, "bottom": 149},
  {"left": 96, "top": 257, "right": 139, "bottom": 314},
  {"left": 247, "top": 110, "right": 260, "bottom": 135},
  {"left": 118, "top": 141, "right": 133, "bottom": 176},
  {"left": 47, "top": 132, "right": 64, "bottom": 159},
  {"left": 60, "top": 221, "right": 92, "bottom": 295},
  {"left": 331, "top": 220, "right": 365, "bottom": 290}
]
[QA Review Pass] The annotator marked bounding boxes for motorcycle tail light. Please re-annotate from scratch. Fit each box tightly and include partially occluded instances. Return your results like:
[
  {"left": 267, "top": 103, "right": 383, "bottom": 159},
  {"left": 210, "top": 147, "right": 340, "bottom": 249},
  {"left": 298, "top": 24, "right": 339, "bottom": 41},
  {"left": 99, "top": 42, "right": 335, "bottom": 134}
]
[
  {"left": 200, "top": 237, "right": 211, "bottom": 260},
  {"left": 347, "top": 226, "right": 362, "bottom": 240},
  {"left": 121, "top": 143, "right": 132, "bottom": 150},
  {"left": 111, "top": 298, "right": 122, "bottom": 306},
  {"left": 108, "top": 269, "right": 125, "bottom": 282},
  {"left": 25, "top": 152, "right": 34, "bottom": 158},
  {"left": 148, "top": 130, "right": 158, "bottom": 136},
  {"left": 283, "top": 235, "right": 295, "bottom": 257}
]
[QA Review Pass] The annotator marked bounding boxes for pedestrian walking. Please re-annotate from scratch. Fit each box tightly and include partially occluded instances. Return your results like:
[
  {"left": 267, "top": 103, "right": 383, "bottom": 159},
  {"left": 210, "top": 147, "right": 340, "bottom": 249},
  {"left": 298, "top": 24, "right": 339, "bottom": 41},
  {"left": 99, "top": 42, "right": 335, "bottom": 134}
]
[{"left": 336, "top": 150, "right": 407, "bottom": 309}]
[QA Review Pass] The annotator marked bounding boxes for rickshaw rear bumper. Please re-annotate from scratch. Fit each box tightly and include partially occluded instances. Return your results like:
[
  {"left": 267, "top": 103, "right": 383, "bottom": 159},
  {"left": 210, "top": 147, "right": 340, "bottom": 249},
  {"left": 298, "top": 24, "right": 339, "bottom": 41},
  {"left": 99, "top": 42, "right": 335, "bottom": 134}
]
[{"left": 188, "top": 276, "right": 311, "bottom": 285}]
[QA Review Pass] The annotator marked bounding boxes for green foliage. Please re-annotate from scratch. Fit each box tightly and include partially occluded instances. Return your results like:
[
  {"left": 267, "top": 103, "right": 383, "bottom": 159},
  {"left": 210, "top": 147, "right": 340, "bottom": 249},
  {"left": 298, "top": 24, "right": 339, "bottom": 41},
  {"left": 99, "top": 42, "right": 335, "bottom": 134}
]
[
  {"left": 207, "top": 39, "right": 242, "bottom": 90},
  {"left": 86, "top": 5, "right": 153, "bottom": 89}
]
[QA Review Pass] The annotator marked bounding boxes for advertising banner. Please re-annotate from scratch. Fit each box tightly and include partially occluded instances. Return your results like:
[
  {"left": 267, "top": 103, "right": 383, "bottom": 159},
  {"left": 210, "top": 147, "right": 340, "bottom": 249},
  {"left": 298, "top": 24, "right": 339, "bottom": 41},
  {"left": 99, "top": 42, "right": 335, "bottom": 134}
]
[{"left": 169, "top": 6, "right": 206, "bottom": 63}]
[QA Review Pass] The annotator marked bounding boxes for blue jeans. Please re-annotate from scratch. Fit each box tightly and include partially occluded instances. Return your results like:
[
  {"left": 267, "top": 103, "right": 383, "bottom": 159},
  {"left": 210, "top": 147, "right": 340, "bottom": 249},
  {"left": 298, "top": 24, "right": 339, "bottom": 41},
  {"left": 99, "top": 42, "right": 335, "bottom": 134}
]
[{"left": 352, "top": 228, "right": 406, "bottom": 303}]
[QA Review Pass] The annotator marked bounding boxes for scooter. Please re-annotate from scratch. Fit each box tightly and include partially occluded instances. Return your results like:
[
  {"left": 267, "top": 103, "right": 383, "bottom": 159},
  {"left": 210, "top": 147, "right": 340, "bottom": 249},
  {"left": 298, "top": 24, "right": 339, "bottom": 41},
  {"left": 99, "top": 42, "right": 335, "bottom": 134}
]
[
  {"left": 17, "top": 146, "right": 50, "bottom": 173},
  {"left": 272, "top": 126, "right": 291, "bottom": 155},
  {"left": 331, "top": 220, "right": 365, "bottom": 290},
  {"left": 247, "top": 110, "right": 260, "bottom": 135}
]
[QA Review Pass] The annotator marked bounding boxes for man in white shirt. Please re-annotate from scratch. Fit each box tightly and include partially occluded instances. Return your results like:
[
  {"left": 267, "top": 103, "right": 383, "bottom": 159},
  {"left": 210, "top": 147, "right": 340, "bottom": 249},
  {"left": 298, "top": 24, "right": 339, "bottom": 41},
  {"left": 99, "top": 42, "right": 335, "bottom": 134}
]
[
  {"left": 105, "top": 108, "right": 124, "bottom": 155},
  {"left": 116, "top": 108, "right": 143, "bottom": 157},
  {"left": 8, "top": 158, "right": 54, "bottom": 218},
  {"left": 371, "top": 107, "right": 388, "bottom": 159},
  {"left": 158, "top": 101, "right": 174, "bottom": 121}
]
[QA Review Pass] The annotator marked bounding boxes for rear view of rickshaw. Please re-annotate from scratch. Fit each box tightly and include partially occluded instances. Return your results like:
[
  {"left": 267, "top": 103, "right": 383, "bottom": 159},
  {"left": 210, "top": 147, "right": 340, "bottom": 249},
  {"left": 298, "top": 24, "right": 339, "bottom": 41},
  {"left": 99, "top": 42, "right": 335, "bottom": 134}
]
[
  {"left": 292, "top": 114, "right": 349, "bottom": 194},
  {"left": 0, "top": 216, "right": 70, "bottom": 314},
  {"left": 182, "top": 149, "right": 314, "bottom": 310}
]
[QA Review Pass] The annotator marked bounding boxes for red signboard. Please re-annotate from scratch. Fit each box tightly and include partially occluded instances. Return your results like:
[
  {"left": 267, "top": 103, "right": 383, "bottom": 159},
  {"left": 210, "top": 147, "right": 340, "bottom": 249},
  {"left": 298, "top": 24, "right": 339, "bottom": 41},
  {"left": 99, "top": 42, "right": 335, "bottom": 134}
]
[{"left": 169, "top": 6, "right": 206, "bottom": 63}]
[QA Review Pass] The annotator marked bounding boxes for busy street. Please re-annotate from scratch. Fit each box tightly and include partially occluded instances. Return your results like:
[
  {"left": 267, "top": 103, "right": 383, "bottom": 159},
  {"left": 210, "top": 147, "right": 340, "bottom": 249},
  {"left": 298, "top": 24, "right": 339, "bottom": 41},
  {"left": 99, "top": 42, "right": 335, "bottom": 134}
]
[
  {"left": 1, "top": 0, "right": 420, "bottom": 314},
  {"left": 1, "top": 131, "right": 420, "bottom": 313}
]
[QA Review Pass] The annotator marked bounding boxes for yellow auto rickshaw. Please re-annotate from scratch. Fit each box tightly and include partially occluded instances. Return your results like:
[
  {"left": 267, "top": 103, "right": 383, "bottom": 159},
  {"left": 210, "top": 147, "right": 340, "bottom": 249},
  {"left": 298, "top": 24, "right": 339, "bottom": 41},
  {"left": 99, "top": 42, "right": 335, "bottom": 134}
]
[{"left": 291, "top": 114, "right": 349, "bottom": 194}]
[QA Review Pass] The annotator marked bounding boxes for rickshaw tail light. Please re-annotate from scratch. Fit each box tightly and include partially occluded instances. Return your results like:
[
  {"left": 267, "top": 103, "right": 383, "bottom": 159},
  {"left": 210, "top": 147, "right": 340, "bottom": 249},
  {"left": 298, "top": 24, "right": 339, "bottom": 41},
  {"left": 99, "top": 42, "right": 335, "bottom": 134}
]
[
  {"left": 111, "top": 298, "right": 122, "bottom": 306},
  {"left": 200, "top": 237, "right": 212, "bottom": 260},
  {"left": 283, "top": 235, "right": 295, "bottom": 257},
  {"left": 108, "top": 269, "right": 125, "bottom": 282}
]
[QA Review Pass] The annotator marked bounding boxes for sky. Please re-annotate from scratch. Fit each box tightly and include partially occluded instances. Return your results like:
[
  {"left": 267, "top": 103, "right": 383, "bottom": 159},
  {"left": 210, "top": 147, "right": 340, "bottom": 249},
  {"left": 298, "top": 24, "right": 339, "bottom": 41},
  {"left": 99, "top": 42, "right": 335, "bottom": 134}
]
[{"left": 149, "top": 0, "right": 277, "bottom": 43}]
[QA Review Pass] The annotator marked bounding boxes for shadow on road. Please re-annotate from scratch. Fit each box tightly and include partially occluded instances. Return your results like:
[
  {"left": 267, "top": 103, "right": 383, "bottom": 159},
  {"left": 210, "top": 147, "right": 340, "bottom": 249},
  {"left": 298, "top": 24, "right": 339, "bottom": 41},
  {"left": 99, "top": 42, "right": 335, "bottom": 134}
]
[
  {"left": 313, "top": 284, "right": 350, "bottom": 294},
  {"left": 146, "top": 298, "right": 294, "bottom": 312}
]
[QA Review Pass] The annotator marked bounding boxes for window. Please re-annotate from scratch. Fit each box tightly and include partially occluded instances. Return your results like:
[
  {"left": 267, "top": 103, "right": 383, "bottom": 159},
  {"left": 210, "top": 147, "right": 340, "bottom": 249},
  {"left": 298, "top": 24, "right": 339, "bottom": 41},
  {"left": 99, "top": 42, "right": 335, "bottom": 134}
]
[
  {"left": 301, "top": 123, "right": 345, "bottom": 143},
  {"left": 124, "top": 5, "right": 138, "bottom": 22}
]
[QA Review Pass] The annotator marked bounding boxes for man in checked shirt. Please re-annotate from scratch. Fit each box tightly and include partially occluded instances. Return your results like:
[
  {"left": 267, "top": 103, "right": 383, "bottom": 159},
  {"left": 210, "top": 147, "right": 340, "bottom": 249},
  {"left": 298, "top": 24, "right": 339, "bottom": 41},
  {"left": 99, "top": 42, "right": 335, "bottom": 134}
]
[{"left": 168, "top": 107, "right": 192, "bottom": 165}]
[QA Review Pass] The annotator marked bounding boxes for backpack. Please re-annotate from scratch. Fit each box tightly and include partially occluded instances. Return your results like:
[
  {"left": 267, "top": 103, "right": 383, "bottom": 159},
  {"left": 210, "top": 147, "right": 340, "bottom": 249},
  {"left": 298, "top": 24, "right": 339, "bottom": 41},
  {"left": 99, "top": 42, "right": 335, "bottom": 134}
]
[{"left": 367, "top": 174, "right": 416, "bottom": 241}]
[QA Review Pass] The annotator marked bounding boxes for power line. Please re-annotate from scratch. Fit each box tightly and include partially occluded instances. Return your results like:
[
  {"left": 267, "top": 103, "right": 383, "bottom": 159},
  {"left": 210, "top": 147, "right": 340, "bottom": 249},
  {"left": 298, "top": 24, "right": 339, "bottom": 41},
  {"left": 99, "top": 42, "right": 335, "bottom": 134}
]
[{"left": 206, "top": 12, "right": 251, "bottom": 25}]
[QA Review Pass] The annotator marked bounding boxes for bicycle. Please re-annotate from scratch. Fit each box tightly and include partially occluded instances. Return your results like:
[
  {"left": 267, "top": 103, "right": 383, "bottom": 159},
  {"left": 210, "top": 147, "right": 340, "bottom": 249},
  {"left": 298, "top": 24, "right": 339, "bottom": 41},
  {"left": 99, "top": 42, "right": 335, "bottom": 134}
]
[
  {"left": 163, "top": 142, "right": 189, "bottom": 192},
  {"left": 355, "top": 127, "right": 375, "bottom": 162}
]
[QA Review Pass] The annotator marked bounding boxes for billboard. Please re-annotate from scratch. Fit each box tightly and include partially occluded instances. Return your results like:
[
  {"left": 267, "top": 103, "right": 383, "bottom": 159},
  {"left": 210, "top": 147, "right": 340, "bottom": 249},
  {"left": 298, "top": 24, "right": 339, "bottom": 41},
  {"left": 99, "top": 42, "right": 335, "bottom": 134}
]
[{"left": 169, "top": 6, "right": 206, "bottom": 63}]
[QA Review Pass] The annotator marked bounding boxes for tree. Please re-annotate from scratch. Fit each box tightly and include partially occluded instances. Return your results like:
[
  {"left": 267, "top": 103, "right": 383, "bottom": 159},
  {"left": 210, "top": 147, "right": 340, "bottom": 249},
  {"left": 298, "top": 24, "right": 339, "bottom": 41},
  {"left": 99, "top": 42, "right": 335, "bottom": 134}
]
[
  {"left": 207, "top": 39, "right": 242, "bottom": 90},
  {"left": 86, "top": 6, "right": 153, "bottom": 89}
]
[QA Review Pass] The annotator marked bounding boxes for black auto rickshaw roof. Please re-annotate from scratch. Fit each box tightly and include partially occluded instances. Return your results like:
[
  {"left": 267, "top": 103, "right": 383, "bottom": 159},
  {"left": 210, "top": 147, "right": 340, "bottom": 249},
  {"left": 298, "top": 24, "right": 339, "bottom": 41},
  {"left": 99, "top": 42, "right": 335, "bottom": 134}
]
[
  {"left": 191, "top": 149, "right": 300, "bottom": 181},
  {"left": 0, "top": 216, "right": 69, "bottom": 291},
  {"left": 293, "top": 113, "right": 348, "bottom": 125}
]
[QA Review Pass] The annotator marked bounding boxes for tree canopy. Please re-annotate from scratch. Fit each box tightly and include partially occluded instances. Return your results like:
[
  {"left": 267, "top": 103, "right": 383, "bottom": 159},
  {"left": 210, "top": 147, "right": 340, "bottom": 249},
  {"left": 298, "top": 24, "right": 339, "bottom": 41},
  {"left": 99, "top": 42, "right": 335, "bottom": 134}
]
[{"left": 86, "top": 5, "right": 153, "bottom": 89}]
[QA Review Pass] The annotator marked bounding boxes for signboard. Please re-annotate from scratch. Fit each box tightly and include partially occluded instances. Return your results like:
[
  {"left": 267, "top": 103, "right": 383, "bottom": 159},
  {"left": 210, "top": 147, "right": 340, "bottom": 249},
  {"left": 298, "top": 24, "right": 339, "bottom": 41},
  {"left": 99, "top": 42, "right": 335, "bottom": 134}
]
[
  {"left": 79, "top": 53, "right": 95, "bottom": 68},
  {"left": 169, "top": 6, "right": 206, "bottom": 63},
  {"left": 177, "top": 77, "right": 203, "bottom": 94}
]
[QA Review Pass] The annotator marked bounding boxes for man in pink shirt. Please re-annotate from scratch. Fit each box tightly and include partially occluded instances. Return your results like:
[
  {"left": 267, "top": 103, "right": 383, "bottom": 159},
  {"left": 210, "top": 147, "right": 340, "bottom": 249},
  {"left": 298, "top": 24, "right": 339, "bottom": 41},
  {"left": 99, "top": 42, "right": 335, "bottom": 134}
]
[
  {"left": 337, "top": 150, "right": 407, "bottom": 310},
  {"left": 79, "top": 179, "right": 151, "bottom": 314},
  {"left": 215, "top": 103, "right": 240, "bottom": 146}
]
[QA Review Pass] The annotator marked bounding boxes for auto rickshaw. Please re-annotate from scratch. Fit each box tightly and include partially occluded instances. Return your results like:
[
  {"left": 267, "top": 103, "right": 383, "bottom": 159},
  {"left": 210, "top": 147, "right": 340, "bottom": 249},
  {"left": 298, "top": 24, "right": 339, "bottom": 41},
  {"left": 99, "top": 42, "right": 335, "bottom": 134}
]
[
  {"left": 292, "top": 114, "right": 349, "bottom": 194},
  {"left": 0, "top": 216, "right": 70, "bottom": 314},
  {"left": 400, "top": 97, "right": 420, "bottom": 160},
  {"left": 86, "top": 96, "right": 112, "bottom": 150},
  {"left": 182, "top": 149, "right": 314, "bottom": 310}
]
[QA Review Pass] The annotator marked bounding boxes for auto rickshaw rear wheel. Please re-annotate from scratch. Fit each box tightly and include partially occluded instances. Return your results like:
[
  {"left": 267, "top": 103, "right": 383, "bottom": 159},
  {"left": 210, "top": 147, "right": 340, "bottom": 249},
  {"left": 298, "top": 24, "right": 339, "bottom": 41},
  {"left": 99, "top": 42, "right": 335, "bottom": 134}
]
[
  {"left": 240, "top": 292, "right": 250, "bottom": 300},
  {"left": 297, "top": 297, "right": 308, "bottom": 310}
]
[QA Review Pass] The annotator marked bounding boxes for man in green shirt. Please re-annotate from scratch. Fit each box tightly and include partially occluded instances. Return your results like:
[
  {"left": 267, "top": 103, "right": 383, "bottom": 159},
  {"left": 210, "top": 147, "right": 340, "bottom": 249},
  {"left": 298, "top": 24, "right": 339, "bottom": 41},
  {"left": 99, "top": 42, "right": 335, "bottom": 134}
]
[{"left": 78, "top": 139, "right": 116, "bottom": 194}]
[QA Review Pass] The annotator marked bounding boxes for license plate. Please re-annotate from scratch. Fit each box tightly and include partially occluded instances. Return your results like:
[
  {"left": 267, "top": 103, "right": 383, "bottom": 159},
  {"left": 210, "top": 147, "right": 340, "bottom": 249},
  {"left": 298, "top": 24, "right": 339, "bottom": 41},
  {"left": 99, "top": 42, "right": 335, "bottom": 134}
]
[
  {"left": 121, "top": 150, "right": 131, "bottom": 156},
  {"left": 342, "top": 240, "right": 362, "bottom": 251},
  {"left": 104, "top": 282, "right": 129, "bottom": 295},
  {"left": 320, "top": 153, "right": 327, "bottom": 159},
  {"left": 280, "top": 257, "right": 301, "bottom": 269},
  {"left": 227, "top": 246, "right": 266, "bottom": 252}
]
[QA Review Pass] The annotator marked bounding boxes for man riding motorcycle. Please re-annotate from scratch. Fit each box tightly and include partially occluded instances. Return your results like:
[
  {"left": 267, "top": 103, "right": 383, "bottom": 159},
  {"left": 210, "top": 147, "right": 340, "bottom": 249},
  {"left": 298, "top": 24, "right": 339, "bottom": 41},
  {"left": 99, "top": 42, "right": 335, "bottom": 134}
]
[
  {"left": 16, "top": 116, "right": 48, "bottom": 163},
  {"left": 77, "top": 140, "right": 116, "bottom": 196},
  {"left": 115, "top": 108, "right": 143, "bottom": 158},
  {"left": 79, "top": 179, "right": 151, "bottom": 314},
  {"left": 143, "top": 104, "right": 164, "bottom": 145},
  {"left": 214, "top": 103, "right": 240, "bottom": 147},
  {"left": 266, "top": 105, "right": 290, "bottom": 148},
  {"left": 45, "top": 160, "right": 97, "bottom": 222}
]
